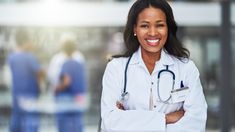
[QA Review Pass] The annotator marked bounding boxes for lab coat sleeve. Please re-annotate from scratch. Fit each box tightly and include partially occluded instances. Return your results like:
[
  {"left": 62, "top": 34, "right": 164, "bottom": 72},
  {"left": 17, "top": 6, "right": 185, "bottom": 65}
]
[
  {"left": 166, "top": 61, "right": 207, "bottom": 132},
  {"left": 101, "top": 59, "right": 166, "bottom": 132}
]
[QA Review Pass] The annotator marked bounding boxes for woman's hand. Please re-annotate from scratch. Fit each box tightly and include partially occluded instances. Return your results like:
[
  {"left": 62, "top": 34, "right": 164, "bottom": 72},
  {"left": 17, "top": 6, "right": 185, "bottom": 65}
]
[
  {"left": 165, "top": 109, "right": 185, "bottom": 124},
  {"left": 116, "top": 101, "right": 125, "bottom": 110}
]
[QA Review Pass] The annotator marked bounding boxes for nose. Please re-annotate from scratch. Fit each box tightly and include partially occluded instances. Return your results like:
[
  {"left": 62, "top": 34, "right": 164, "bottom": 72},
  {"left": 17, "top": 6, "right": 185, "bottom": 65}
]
[{"left": 148, "top": 27, "right": 157, "bottom": 36}]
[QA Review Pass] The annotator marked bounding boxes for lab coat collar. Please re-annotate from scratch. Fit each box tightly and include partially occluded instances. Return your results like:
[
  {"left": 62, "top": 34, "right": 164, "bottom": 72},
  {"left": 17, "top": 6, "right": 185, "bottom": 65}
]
[{"left": 130, "top": 46, "right": 174, "bottom": 66}]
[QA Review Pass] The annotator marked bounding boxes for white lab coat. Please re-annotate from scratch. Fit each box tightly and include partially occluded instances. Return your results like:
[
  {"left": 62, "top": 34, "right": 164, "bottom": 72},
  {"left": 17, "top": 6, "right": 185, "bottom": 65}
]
[{"left": 101, "top": 47, "right": 207, "bottom": 132}]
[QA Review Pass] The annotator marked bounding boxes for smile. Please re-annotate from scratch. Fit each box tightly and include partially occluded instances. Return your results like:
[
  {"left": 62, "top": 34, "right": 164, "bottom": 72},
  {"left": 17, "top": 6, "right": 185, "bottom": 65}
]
[
  {"left": 147, "top": 39, "right": 159, "bottom": 43},
  {"left": 146, "top": 39, "right": 160, "bottom": 46}
]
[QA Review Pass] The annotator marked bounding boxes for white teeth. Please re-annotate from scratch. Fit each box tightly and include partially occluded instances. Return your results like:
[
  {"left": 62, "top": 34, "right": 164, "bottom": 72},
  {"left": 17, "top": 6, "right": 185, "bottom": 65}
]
[{"left": 147, "top": 39, "right": 159, "bottom": 43}]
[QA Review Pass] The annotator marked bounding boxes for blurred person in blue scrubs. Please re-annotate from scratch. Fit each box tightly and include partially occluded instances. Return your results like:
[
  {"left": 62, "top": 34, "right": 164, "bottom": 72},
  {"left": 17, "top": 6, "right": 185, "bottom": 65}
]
[
  {"left": 7, "top": 29, "right": 44, "bottom": 132},
  {"left": 52, "top": 34, "right": 87, "bottom": 132},
  {"left": 47, "top": 33, "right": 85, "bottom": 92}
]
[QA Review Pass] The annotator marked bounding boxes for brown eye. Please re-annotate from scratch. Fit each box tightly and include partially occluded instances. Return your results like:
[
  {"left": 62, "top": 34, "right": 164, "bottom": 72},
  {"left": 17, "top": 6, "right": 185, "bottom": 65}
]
[
  {"left": 156, "top": 24, "right": 165, "bottom": 28},
  {"left": 140, "top": 25, "right": 149, "bottom": 28}
]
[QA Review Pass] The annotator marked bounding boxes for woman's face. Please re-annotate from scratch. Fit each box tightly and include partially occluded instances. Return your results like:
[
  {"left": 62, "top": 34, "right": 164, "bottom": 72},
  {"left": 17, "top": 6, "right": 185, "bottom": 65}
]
[{"left": 134, "top": 7, "right": 168, "bottom": 57}]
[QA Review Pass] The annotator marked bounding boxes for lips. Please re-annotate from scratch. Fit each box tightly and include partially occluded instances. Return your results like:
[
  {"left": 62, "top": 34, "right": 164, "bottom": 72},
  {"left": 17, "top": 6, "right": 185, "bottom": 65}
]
[{"left": 146, "top": 38, "right": 160, "bottom": 46}]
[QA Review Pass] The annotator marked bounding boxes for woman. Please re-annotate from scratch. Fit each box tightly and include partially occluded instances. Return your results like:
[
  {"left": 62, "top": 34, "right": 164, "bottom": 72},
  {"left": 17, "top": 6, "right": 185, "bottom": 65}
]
[{"left": 101, "top": 0, "right": 207, "bottom": 132}]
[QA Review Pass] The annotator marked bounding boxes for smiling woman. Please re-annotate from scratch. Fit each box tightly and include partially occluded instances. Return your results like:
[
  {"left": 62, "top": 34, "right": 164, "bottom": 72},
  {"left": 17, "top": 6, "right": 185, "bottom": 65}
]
[
  {"left": 134, "top": 7, "right": 168, "bottom": 73},
  {"left": 101, "top": 0, "right": 207, "bottom": 132}
]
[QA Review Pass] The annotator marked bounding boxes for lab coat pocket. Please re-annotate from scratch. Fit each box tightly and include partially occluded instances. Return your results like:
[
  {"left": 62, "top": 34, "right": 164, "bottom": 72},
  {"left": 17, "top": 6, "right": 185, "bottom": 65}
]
[{"left": 170, "top": 87, "right": 190, "bottom": 103}]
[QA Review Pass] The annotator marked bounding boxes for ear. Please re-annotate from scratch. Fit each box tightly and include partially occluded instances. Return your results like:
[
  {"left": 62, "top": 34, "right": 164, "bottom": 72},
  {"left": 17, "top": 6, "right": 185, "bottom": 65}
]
[{"left": 133, "top": 24, "right": 137, "bottom": 35}]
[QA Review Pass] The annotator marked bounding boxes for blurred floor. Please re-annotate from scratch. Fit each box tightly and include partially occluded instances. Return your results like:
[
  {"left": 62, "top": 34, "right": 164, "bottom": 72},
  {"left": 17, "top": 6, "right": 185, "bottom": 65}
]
[
  {"left": 0, "top": 112, "right": 234, "bottom": 132},
  {"left": 0, "top": 126, "right": 235, "bottom": 132},
  {"left": 0, "top": 125, "right": 98, "bottom": 132}
]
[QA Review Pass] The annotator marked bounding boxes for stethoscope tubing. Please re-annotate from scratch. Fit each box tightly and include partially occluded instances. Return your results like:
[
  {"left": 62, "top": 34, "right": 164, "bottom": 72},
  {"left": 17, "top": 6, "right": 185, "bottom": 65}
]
[
  {"left": 122, "top": 55, "right": 176, "bottom": 103},
  {"left": 122, "top": 54, "right": 133, "bottom": 100}
]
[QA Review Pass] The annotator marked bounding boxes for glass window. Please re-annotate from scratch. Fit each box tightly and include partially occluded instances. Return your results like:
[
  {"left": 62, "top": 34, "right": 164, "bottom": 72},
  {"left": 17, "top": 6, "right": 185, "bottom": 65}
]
[{"left": 180, "top": 27, "right": 221, "bottom": 129}]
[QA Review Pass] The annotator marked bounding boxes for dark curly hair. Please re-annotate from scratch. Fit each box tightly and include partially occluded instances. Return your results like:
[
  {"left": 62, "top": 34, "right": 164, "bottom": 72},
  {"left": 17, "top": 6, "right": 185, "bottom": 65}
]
[{"left": 114, "top": 0, "right": 189, "bottom": 60}]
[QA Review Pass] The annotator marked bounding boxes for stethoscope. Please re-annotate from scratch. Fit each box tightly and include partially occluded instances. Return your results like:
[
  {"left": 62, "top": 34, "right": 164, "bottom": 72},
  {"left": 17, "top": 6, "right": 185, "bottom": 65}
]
[{"left": 121, "top": 54, "right": 176, "bottom": 103}]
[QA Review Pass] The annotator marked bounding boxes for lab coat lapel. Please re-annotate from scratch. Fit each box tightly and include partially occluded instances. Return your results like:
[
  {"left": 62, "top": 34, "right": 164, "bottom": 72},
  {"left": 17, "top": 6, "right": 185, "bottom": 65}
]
[
  {"left": 159, "top": 49, "right": 174, "bottom": 66},
  {"left": 130, "top": 48, "right": 175, "bottom": 75},
  {"left": 153, "top": 49, "right": 174, "bottom": 75},
  {"left": 129, "top": 47, "right": 150, "bottom": 75}
]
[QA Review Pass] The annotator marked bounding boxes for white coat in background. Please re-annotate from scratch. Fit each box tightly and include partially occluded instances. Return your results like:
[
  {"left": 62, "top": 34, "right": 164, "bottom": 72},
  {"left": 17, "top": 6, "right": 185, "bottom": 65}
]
[{"left": 101, "top": 47, "right": 207, "bottom": 132}]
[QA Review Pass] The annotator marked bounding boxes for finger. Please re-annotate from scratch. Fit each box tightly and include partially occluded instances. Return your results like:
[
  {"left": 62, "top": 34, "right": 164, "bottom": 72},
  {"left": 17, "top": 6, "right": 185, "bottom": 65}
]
[
  {"left": 117, "top": 103, "right": 124, "bottom": 109},
  {"left": 116, "top": 101, "right": 125, "bottom": 110}
]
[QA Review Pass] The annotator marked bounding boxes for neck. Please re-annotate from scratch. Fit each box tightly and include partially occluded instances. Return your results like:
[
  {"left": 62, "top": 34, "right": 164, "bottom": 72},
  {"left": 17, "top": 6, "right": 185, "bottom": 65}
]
[
  {"left": 142, "top": 50, "right": 161, "bottom": 64},
  {"left": 141, "top": 49, "right": 162, "bottom": 74}
]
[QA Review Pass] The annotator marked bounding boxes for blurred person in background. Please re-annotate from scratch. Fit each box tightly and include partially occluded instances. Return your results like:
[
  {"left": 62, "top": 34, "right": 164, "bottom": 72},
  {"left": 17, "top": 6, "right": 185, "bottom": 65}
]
[
  {"left": 101, "top": 0, "right": 207, "bottom": 131},
  {"left": 48, "top": 33, "right": 87, "bottom": 132},
  {"left": 7, "top": 29, "right": 44, "bottom": 132},
  {"left": 47, "top": 33, "right": 85, "bottom": 92}
]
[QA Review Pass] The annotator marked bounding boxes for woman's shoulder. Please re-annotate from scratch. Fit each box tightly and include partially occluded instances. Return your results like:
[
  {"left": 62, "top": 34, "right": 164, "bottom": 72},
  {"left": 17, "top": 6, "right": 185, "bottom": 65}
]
[
  {"left": 103, "top": 57, "right": 128, "bottom": 78},
  {"left": 104, "top": 57, "right": 129, "bottom": 72},
  {"left": 173, "top": 57, "right": 199, "bottom": 74},
  {"left": 107, "top": 57, "right": 129, "bottom": 66}
]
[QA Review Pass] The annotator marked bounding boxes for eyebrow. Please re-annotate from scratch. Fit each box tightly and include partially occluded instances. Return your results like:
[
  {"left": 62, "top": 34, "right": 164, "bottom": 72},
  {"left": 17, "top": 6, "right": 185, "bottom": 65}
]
[{"left": 139, "top": 20, "right": 166, "bottom": 24}]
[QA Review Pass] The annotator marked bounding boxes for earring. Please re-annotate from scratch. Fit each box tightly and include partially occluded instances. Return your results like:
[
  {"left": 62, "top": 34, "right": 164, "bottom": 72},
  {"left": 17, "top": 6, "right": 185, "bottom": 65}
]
[{"left": 134, "top": 33, "right": 137, "bottom": 36}]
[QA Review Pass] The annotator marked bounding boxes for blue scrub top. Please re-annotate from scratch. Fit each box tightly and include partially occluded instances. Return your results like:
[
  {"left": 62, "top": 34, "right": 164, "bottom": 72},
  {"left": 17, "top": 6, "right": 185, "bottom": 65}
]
[
  {"left": 8, "top": 52, "right": 41, "bottom": 97},
  {"left": 56, "top": 59, "right": 86, "bottom": 97}
]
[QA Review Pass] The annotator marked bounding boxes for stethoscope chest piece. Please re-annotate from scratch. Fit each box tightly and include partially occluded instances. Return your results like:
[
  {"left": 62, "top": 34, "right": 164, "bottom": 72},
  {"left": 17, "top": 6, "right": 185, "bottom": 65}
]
[{"left": 121, "top": 92, "right": 129, "bottom": 101}]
